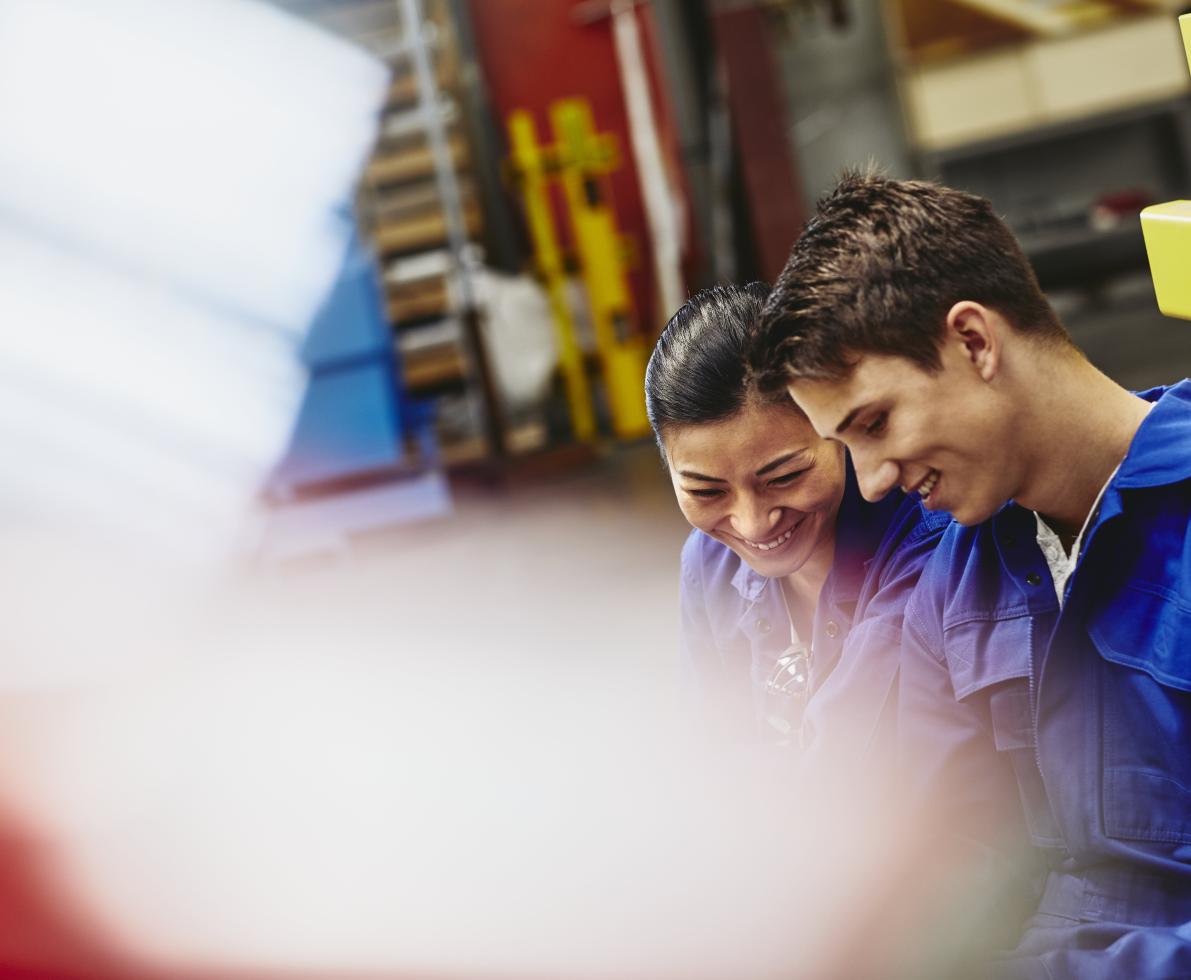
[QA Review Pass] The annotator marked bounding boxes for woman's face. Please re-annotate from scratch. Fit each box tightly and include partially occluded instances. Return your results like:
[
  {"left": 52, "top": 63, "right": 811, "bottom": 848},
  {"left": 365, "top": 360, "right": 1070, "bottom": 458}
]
[{"left": 663, "top": 401, "right": 846, "bottom": 578}]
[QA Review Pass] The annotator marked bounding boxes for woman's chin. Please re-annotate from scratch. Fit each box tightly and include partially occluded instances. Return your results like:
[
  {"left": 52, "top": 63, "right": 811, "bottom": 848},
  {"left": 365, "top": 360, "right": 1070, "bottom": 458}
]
[{"left": 740, "top": 543, "right": 810, "bottom": 579}]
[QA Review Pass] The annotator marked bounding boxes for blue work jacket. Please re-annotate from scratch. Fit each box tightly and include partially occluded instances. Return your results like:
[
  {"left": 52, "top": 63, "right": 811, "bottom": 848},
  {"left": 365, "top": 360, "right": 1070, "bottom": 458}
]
[
  {"left": 680, "top": 460, "right": 948, "bottom": 757},
  {"left": 899, "top": 379, "right": 1191, "bottom": 979}
]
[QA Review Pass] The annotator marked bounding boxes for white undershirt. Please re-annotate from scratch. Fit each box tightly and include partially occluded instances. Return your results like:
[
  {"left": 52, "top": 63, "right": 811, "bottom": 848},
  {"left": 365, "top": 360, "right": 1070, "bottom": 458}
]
[{"left": 1033, "top": 462, "right": 1121, "bottom": 607}]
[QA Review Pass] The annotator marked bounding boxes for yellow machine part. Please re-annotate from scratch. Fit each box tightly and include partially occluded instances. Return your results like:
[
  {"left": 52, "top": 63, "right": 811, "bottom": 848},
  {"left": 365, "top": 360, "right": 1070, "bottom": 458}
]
[
  {"left": 1182, "top": 13, "right": 1191, "bottom": 77},
  {"left": 1141, "top": 201, "right": 1191, "bottom": 321},
  {"left": 1142, "top": 15, "right": 1191, "bottom": 322},
  {"left": 506, "top": 110, "right": 597, "bottom": 442},
  {"left": 550, "top": 98, "right": 652, "bottom": 440}
]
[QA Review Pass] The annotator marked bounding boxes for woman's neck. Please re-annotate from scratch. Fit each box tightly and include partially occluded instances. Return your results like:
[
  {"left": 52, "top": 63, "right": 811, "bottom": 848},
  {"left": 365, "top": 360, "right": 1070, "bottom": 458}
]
[{"left": 782, "top": 534, "right": 835, "bottom": 639}]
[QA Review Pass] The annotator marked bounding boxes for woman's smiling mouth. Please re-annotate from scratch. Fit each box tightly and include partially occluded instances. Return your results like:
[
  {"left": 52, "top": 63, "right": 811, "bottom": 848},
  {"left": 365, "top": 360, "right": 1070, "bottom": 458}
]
[{"left": 738, "top": 515, "right": 807, "bottom": 552}]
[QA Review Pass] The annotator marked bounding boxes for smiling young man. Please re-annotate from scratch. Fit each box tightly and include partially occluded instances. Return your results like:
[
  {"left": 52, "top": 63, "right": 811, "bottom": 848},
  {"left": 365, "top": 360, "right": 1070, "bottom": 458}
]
[{"left": 747, "top": 172, "right": 1191, "bottom": 978}]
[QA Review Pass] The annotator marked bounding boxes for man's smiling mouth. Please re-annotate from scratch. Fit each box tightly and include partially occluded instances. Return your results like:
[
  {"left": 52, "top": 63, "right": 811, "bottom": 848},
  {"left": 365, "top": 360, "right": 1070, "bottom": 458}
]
[{"left": 907, "top": 469, "right": 940, "bottom": 500}]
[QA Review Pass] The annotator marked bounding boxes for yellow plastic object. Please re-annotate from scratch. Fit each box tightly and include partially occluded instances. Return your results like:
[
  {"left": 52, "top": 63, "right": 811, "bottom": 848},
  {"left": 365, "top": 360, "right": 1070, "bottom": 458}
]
[
  {"left": 550, "top": 98, "right": 651, "bottom": 440},
  {"left": 1141, "top": 201, "right": 1191, "bottom": 320},
  {"left": 506, "top": 110, "right": 597, "bottom": 442},
  {"left": 1140, "top": 14, "right": 1191, "bottom": 321},
  {"left": 1182, "top": 14, "right": 1191, "bottom": 77}
]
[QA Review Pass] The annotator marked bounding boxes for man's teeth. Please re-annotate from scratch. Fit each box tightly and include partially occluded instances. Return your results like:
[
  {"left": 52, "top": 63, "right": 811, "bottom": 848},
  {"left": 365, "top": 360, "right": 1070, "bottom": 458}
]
[
  {"left": 749, "top": 525, "right": 796, "bottom": 551},
  {"left": 917, "top": 471, "right": 940, "bottom": 498}
]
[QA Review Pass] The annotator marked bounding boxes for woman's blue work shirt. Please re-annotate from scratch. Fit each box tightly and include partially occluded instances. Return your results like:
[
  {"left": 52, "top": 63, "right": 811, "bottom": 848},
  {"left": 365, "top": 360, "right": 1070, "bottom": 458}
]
[
  {"left": 899, "top": 380, "right": 1191, "bottom": 979},
  {"left": 680, "top": 458, "right": 948, "bottom": 756}
]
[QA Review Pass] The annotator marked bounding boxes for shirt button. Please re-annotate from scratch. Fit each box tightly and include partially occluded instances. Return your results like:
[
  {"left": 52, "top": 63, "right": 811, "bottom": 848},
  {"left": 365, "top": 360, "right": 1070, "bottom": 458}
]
[
  {"left": 1026, "top": 572, "right": 1042, "bottom": 587},
  {"left": 825, "top": 620, "right": 840, "bottom": 638},
  {"left": 757, "top": 618, "right": 771, "bottom": 634}
]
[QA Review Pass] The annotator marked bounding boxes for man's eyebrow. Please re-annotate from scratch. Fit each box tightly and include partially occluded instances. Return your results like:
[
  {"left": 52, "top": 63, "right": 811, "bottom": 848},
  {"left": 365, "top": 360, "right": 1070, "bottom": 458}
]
[
  {"left": 678, "top": 471, "right": 726, "bottom": 483},
  {"left": 756, "top": 449, "right": 808, "bottom": 476},
  {"left": 835, "top": 405, "right": 866, "bottom": 436}
]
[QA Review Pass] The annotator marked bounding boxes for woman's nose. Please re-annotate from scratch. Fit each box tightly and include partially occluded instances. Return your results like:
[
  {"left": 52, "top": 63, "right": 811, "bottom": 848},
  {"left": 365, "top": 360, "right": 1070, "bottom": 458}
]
[{"left": 729, "top": 500, "right": 781, "bottom": 541}]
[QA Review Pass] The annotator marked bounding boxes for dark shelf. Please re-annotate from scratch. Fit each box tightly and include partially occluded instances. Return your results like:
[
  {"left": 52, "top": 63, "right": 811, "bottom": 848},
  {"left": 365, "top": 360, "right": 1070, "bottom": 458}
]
[
  {"left": 921, "top": 96, "right": 1191, "bottom": 169},
  {"left": 1022, "top": 222, "right": 1148, "bottom": 292}
]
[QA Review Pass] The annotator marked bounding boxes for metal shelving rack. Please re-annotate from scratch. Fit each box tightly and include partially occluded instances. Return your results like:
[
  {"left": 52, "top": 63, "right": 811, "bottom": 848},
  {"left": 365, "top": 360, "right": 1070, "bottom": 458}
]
[
  {"left": 273, "top": 0, "right": 507, "bottom": 465},
  {"left": 392, "top": 0, "right": 506, "bottom": 460}
]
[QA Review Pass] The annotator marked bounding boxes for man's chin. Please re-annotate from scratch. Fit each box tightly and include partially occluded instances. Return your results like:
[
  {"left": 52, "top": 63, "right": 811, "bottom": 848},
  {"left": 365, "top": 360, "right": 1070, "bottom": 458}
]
[{"left": 949, "top": 498, "right": 1002, "bottom": 527}]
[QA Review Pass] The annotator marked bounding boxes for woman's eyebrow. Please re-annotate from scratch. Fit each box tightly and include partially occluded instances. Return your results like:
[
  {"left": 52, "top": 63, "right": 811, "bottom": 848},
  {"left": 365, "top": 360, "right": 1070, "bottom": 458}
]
[
  {"left": 678, "top": 471, "right": 726, "bottom": 483},
  {"left": 756, "top": 449, "right": 808, "bottom": 476}
]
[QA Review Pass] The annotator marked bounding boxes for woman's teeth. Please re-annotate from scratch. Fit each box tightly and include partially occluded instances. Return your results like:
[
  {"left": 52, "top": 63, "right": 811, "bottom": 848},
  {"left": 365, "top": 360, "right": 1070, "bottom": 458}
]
[
  {"left": 748, "top": 524, "right": 796, "bottom": 551},
  {"left": 917, "top": 470, "right": 940, "bottom": 498}
]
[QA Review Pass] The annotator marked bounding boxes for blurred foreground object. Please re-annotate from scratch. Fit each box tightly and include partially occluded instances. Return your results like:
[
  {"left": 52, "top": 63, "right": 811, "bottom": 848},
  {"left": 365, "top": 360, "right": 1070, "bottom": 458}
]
[
  {"left": 1141, "top": 13, "right": 1191, "bottom": 320},
  {"left": 0, "top": 0, "right": 388, "bottom": 571},
  {"left": 0, "top": 572, "right": 1023, "bottom": 980}
]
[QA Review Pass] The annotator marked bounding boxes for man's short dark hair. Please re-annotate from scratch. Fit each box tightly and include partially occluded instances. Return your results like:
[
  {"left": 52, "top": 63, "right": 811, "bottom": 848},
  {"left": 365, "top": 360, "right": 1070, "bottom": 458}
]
[{"left": 746, "top": 171, "right": 1072, "bottom": 389}]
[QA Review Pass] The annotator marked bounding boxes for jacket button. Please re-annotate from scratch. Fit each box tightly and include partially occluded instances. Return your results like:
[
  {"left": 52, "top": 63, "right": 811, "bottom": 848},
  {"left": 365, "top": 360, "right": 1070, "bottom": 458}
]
[
  {"left": 757, "top": 618, "right": 771, "bottom": 634},
  {"left": 825, "top": 620, "right": 840, "bottom": 638},
  {"left": 1026, "top": 572, "right": 1042, "bottom": 586}
]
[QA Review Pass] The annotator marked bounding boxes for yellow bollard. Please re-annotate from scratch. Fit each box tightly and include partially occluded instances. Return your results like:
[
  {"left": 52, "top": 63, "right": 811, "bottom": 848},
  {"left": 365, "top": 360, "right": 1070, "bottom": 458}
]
[
  {"left": 506, "top": 110, "right": 597, "bottom": 442},
  {"left": 550, "top": 98, "right": 652, "bottom": 440}
]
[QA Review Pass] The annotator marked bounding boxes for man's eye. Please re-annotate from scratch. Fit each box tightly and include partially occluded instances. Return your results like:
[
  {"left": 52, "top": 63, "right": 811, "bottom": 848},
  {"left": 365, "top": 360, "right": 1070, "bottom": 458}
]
[
  {"left": 769, "top": 468, "right": 809, "bottom": 486},
  {"left": 864, "top": 413, "right": 888, "bottom": 437}
]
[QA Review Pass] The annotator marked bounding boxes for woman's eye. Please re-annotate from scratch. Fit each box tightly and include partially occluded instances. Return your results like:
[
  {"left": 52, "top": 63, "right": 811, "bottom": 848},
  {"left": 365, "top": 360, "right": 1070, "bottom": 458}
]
[
  {"left": 687, "top": 488, "right": 723, "bottom": 498},
  {"left": 864, "top": 413, "right": 888, "bottom": 437},
  {"left": 769, "top": 468, "right": 808, "bottom": 487}
]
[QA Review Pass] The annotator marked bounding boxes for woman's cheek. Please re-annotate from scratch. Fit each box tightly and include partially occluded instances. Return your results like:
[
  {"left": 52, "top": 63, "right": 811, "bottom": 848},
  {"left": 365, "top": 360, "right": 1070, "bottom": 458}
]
[
  {"left": 796, "top": 475, "right": 837, "bottom": 512},
  {"left": 677, "top": 497, "right": 713, "bottom": 532}
]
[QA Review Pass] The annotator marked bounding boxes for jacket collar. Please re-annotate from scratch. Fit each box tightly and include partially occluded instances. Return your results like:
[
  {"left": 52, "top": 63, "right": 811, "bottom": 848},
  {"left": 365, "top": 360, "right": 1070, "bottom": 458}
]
[
  {"left": 1115, "top": 380, "right": 1191, "bottom": 489},
  {"left": 990, "top": 380, "right": 1191, "bottom": 536},
  {"left": 729, "top": 556, "right": 767, "bottom": 602}
]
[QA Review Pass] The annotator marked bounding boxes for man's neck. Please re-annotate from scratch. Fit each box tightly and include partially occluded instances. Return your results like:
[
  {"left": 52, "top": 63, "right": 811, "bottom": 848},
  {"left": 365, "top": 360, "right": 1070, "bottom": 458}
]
[{"left": 1015, "top": 356, "right": 1151, "bottom": 543}]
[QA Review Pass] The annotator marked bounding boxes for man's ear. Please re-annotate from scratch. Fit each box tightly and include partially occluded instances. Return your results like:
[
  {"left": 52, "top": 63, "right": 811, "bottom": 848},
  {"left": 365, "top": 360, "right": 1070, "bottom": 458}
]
[{"left": 944, "top": 301, "right": 1000, "bottom": 382}]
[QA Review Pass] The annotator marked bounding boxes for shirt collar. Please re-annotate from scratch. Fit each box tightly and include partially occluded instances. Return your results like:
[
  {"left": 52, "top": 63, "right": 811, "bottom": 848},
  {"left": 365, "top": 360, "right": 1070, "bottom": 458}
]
[
  {"left": 729, "top": 554, "right": 767, "bottom": 602},
  {"left": 1115, "top": 379, "right": 1191, "bottom": 489}
]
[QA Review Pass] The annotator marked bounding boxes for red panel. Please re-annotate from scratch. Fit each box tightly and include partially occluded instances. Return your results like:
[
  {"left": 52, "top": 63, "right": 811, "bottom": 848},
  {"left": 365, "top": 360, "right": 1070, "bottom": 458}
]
[
  {"left": 466, "top": 0, "right": 659, "bottom": 330},
  {"left": 712, "top": 6, "right": 805, "bottom": 284}
]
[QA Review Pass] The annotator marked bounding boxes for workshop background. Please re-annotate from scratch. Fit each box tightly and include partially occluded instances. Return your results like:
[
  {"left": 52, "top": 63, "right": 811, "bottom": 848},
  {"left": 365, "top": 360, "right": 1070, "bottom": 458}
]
[
  {"left": 5, "top": 2, "right": 1191, "bottom": 979},
  {"left": 259, "top": 0, "right": 1191, "bottom": 566}
]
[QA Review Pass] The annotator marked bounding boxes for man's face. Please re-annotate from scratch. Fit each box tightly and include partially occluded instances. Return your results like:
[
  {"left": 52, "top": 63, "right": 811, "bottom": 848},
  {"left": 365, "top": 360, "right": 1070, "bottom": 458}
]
[{"left": 788, "top": 346, "right": 1021, "bottom": 526}]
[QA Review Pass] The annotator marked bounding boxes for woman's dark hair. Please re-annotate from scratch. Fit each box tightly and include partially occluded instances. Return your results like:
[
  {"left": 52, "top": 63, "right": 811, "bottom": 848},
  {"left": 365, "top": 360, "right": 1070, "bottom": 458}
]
[{"left": 645, "top": 282, "right": 796, "bottom": 443}]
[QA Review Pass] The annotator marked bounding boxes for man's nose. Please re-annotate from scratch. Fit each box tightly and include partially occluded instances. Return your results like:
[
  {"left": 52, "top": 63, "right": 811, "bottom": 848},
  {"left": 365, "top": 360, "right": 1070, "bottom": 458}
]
[{"left": 856, "top": 456, "right": 901, "bottom": 502}]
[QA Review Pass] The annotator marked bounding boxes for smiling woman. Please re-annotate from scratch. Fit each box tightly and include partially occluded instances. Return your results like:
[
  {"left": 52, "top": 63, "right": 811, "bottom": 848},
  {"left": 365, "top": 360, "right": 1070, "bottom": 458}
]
[{"left": 646, "top": 283, "right": 949, "bottom": 756}]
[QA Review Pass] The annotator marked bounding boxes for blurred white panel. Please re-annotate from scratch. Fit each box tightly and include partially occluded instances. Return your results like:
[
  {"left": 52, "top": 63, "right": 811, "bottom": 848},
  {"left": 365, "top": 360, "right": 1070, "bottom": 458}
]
[
  {"left": 0, "top": 0, "right": 387, "bottom": 577},
  {"left": 0, "top": 639, "right": 926, "bottom": 980},
  {"left": 0, "top": 0, "right": 388, "bottom": 327},
  {"left": 0, "top": 230, "right": 304, "bottom": 475}
]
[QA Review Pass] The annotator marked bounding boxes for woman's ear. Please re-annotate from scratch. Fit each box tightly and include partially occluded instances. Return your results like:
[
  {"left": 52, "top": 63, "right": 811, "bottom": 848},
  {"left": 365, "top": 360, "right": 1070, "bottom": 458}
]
[{"left": 943, "top": 301, "right": 1001, "bottom": 382}]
